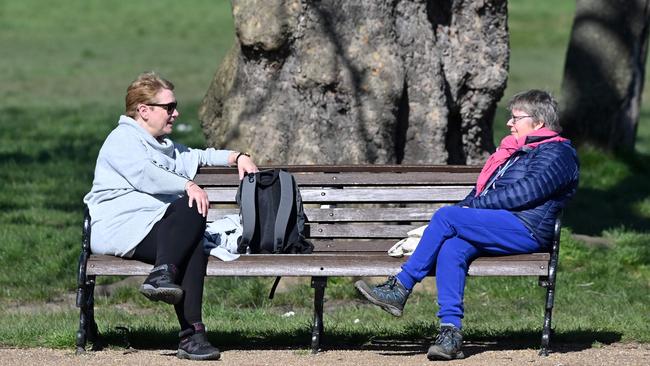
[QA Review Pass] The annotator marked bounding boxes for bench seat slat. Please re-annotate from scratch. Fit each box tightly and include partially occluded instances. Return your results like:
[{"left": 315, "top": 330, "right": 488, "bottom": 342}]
[{"left": 87, "top": 254, "right": 549, "bottom": 277}]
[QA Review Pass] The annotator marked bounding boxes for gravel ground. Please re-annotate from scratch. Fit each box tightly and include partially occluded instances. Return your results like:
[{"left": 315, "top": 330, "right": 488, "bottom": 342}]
[{"left": 2, "top": 342, "right": 648, "bottom": 366}]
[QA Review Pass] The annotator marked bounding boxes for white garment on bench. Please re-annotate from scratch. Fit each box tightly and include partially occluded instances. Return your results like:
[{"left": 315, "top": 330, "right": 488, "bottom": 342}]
[
  {"left": 203, "top": 214, "right": 242, "bottom": 261},
  {"left": 388, "top": 225, "right": 427, "bottom": 257}
]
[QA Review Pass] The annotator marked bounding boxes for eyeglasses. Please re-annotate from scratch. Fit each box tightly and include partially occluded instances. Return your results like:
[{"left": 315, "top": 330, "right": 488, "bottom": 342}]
[
  {"left": 146, "top": 102, "right": 178, "bottom": 115},
  {"left": 509, "top": 114, "right": 533, "bottom": 123}
]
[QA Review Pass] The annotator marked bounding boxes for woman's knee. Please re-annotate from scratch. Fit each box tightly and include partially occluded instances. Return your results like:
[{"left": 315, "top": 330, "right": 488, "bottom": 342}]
[
  {"left": 173, "top": 196, "right": 207, "bottom": 226},
  {"left": 188, "top": 206, "right": 207, "bottom": 228},
  {"left": 434, "top": 205, "right": 465, "bottom": 219},
  {"left": 429, "top": 205, "right": 464, "bottom": 230},
  {"left": 437, "top": 240, "right": 478, "bottom": 267},
  {"left": 432, "top": 205, "right": 470, "bottom": 227}
]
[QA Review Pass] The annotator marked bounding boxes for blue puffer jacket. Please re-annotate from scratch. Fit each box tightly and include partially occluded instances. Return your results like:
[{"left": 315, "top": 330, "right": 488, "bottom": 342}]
[{"left": 457, "top": 136, "right": 579, "bottom": 246}]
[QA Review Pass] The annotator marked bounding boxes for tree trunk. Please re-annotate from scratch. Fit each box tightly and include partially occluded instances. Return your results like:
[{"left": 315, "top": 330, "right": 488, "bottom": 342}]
[
  {"left": 199, "top": 0, "right": 508, "bottom": 164},
  {"left": 560, "top": 0, "right": 650, "bottom": 151}
]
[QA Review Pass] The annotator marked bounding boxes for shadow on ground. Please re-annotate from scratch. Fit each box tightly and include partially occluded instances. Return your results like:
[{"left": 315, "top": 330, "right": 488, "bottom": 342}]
[
  {"left": 89, "top": 327, "right": 621, "bottom": 357},
  {"left": 363, "top": 329, "right": 622, "bottom": 357}
]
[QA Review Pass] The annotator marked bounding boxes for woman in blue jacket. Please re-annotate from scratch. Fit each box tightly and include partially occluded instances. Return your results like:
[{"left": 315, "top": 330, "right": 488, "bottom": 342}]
[{"left": 355, "top": 90, "right": 579, "bottom": 361}]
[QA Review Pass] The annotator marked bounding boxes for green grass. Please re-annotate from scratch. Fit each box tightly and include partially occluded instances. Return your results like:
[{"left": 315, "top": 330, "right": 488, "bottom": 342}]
[
  {"left": 0, "top": 0, "right": 649, "bottom": 351},
  {"left": 0, "top": 0, "right": 234, "bottom": 109}
]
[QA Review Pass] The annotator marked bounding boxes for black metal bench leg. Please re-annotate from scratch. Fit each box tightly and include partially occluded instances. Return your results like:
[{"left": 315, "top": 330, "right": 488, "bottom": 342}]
[
  {"left": 311, "top": 276, "right": 327, "bottom": 354},
  {"left": 76, "top": 275, "right": 99, "bottom": 354},
  {"left": 539, "top": 215, "right": 562, "bottom": 356},
  {"left": 87, "top": 277, "right": 99, "bottom": 345},
  {"left": 540, "top": 280, "right": 555, "bottom": 356},
  {"left": 76, "top": 288, "right": 89, "bottom": 353},
  {"left": 77, "top": 207, "right": 99, "bottom": 354}
]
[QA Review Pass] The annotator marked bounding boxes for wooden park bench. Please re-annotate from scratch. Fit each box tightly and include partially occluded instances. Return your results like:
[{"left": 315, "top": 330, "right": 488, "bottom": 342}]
[{"left": 76, "top": 165, "right": 562, "bottom": 356}]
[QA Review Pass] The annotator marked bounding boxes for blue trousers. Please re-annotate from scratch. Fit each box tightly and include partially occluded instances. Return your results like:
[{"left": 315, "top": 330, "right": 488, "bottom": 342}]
[{"left": 396, "top": 206, "right": 543, "bottom": 329}]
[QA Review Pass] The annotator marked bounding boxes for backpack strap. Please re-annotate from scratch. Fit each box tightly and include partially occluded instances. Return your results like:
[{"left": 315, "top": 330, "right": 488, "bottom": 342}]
[
  {"left": 240, "top": 173, "right": 257, "bottom": 248},
  {"left": 273, "top": 170, "right": 295, "bottom": 253}
]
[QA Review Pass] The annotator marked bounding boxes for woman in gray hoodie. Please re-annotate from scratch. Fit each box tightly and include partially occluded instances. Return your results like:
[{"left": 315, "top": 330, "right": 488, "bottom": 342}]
[{"left": 84, "top": 71, "right": 258, "bottom": 360}]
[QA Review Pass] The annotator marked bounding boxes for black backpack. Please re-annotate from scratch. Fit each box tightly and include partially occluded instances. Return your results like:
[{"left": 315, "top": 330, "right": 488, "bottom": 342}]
[{"left": 235, "top": 169, "right": 313, "bottom": 254}]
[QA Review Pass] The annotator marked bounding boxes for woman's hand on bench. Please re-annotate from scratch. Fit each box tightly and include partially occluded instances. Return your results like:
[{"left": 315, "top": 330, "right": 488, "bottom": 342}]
[
  {"left": 230, "top": 152, "right": 259, "bottom": 180},
  {"left": 185, "top": 181, "right": 209, "bottom": 217}
]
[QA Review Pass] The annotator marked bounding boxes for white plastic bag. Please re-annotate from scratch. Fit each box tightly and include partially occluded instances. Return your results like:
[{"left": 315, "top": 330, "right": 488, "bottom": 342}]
[
  {"left": 387, "top": 225, "right": 427, "bottom": 257},
  {"left": 203, "top": 214, "right": 242, "bottom": 261}
]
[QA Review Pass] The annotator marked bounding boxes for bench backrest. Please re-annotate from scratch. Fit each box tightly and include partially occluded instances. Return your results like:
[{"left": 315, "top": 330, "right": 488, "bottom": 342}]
[{"left": 196, "top": 165, "right": 481, "bottom": 254}]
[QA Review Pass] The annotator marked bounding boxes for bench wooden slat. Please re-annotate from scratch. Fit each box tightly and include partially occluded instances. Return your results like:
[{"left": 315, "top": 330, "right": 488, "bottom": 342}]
[
  {"left": 311, "top": 240, "right": 552, "bottom": 259},
  {"left": 197, "top": 165, "right": 482, "bottom": 174},
  {"left": 206, "top": 187, "right": 472, "bottom": 203},
  {"left": 467, "top": 260, "right": 548, "bottom": 276},
  {"left": 311, "top": 239, "right": 398, "bottom": 251},
  {"left": 196, "top": 171, "right": 479, "bottom": 186},
  {"left": 304, "top": 207, "right": 441, "bottom": 222},
  {"left": 307, "top": 223, "right": 422, "bottom": 238},
  {"left": 208, "top": 206, "right": 443, "bottom": 222},
  {"left": 87, "top": 254, "right": 549, "bottom": 277}
]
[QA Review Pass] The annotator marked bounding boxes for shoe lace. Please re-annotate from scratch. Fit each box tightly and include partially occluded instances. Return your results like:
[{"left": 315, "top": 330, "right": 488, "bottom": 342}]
[
  {"left": 434, "top": 327, "right": 460, "bottom": 349},
  {"left": 149, "top": 264, "right": 177, "bottom": 284},
  {"left": 435, "top": 327, "right": 452, "bottom": 344},
  {"left": 159, "top": 272, "right": 173, "bottom": 282},
  {"left": 377, "top": 276, "right": 398, "bottom": 290}
]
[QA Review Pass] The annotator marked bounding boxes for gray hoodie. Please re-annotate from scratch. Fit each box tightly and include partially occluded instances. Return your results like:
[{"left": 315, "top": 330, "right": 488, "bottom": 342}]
[{"left": 83, "top": 115, "right": 231, "bottom": 257}]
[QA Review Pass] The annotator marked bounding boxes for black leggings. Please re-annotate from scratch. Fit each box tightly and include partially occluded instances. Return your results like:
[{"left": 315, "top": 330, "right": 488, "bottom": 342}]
[{"left": 132, "top": 195, "right": 208, "bottom": 330}]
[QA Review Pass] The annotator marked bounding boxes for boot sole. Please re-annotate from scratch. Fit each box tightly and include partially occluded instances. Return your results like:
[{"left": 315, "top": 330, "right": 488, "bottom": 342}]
[
  {"left": 177, "top": 349, "right": 220, "bottom": 361},
  {"left": 139, "top": 284, "right": 183, "bottom": 305},
  {"left": 427, "top": 348, "right": 465, "bottom": 360},
  {"left": 354, "top": 281, "right": 403, "bottom": 317}
]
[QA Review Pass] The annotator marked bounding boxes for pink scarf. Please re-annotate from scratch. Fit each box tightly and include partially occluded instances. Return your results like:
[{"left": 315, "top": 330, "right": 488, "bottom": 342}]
[{"left": 474, "top": 127, "right": 568, "bottom": 196}]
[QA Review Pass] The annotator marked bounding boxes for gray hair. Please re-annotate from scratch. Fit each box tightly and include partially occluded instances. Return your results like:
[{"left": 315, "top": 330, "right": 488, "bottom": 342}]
[{"left": 507, "top": 89, "right": 561, "bottom": 132}]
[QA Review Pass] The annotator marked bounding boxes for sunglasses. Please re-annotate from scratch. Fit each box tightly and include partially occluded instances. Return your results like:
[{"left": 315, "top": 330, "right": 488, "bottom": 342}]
[{"left": 146, "top": 102, "right": 178, "bottom": 115}]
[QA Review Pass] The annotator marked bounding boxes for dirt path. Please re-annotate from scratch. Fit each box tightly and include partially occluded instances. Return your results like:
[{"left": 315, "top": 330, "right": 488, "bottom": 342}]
[{"left": 2, "top": 342, "right": 648, "bottom": 366}]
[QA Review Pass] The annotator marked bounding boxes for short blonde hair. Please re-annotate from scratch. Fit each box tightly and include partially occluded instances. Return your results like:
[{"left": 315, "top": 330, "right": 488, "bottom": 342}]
[{"left": 125, "top": 71, "right": 174, "bottom": 118}]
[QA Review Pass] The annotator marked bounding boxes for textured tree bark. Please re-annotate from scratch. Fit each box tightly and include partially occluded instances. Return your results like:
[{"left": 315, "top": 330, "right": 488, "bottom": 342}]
[
  {"left": 200, "top": 0, "right": 508, "bottom": 164},
  {"left": 560, "top": 0, "right": 650, "bottom": 151}
]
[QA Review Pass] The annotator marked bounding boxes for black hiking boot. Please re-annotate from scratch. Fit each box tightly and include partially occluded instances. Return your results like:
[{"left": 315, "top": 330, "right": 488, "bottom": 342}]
[
  {"left": 177, "top": 324, "right": 221, "bottom": 361},
  {"left": 427, "top": 325, "right": 465, "bottom": 360},
  {"left": 139, "top": 264, "right": 183, "bottom": 305},
  {"left": 354, "top": 276, "right": 411, "bottom": 317}
]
